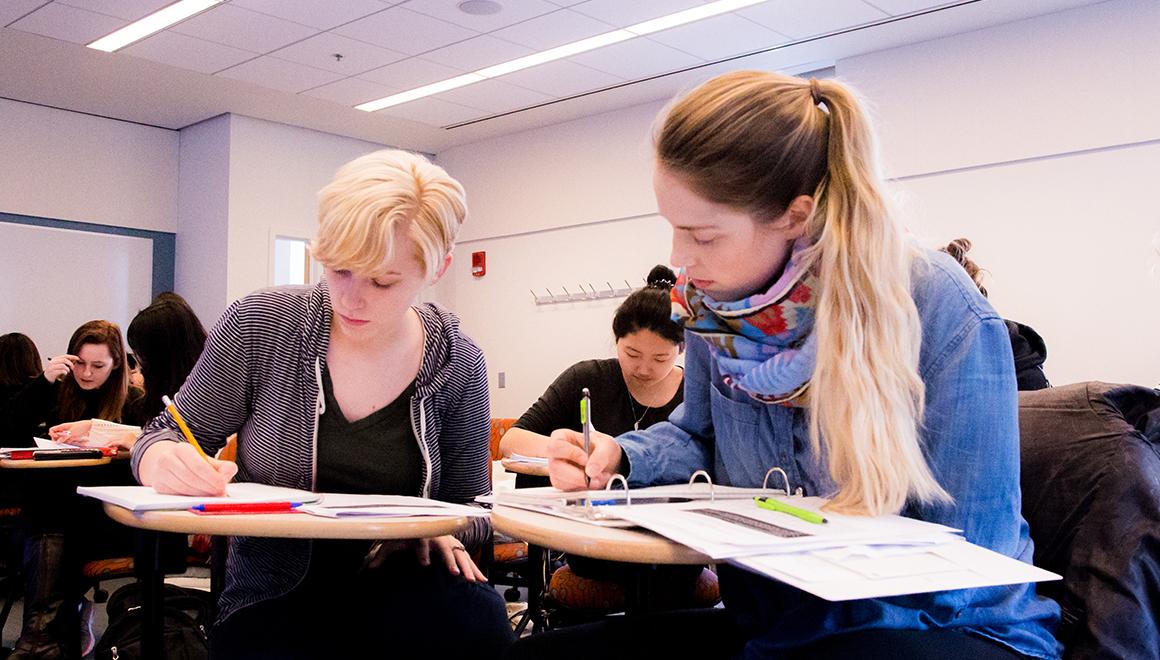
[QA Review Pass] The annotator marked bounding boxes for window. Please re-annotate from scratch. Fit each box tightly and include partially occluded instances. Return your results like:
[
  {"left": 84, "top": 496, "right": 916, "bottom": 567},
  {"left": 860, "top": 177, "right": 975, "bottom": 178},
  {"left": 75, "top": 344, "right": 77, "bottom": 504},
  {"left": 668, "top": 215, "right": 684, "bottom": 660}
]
[{"left": 273, "top": 236, "right": 318, "bottom": 286}]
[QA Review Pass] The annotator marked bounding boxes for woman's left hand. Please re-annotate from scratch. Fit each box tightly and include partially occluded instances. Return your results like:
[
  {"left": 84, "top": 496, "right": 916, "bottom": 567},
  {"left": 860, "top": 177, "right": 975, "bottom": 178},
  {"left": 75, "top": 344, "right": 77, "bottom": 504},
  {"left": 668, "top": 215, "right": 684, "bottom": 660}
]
[
  {"left": 49, "top": 420, "right": 91, "bottom": 445},
  {"left": 365, "top": 535, "right": 487, "bottom": 582}
]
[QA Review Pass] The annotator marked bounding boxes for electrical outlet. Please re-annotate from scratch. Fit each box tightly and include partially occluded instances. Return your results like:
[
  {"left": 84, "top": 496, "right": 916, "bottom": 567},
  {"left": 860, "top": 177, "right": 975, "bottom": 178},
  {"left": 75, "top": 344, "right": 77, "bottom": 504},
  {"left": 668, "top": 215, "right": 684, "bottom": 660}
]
[{"left": 498, "top": 371, "right": 506, "bottom": 388}]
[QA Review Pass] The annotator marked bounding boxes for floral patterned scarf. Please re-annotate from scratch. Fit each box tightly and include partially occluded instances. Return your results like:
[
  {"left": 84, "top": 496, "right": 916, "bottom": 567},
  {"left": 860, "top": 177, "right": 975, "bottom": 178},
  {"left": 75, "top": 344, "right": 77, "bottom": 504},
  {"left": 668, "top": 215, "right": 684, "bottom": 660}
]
[{"left": 671, "top": 238, "right": 819, "bottom": 406}]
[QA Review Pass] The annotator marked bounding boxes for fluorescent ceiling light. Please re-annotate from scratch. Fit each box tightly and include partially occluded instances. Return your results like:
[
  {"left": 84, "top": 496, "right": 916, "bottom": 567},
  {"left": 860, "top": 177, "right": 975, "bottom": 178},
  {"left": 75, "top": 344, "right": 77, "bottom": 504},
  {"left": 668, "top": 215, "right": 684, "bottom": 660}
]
[
  {"left": 355, "top": 74, "right": 487, "bottom": 112},
  {"left": 88, "top": 0, "right": 222, "bottom": 52},
  {"left": 476, "top": 30, "right": 635, "bottom": 78},
  {"left": 626, "top": 0, "right": 770, "bottom": 36},
  {"left": 355, "top": 0, "right": 774, "bottom": 113}
]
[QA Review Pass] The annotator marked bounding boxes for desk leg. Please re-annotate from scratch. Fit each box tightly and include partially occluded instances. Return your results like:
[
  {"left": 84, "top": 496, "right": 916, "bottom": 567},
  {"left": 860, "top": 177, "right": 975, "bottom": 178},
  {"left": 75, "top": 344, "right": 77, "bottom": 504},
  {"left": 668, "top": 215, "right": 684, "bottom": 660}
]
[
  {"left": 512, "top": 544, "right": 546, "bottom": 636},
  {"left": 625, "top": 564, "right": 659, "bottom": 615},
  {"left": 134, "top": 530, "right": 165, "bottom": 660}
]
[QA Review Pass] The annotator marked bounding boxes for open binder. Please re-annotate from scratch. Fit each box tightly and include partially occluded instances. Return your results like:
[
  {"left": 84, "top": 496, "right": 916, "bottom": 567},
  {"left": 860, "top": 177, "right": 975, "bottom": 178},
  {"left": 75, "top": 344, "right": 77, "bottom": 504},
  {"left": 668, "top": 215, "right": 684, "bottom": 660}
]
[{"left": 484, "top": 467, "right": 1060, "bottom": 601}]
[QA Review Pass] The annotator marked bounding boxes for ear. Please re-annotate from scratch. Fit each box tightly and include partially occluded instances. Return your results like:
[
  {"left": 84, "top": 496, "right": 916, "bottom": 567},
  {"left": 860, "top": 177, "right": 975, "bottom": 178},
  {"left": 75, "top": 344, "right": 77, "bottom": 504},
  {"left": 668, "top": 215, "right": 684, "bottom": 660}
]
[
  {"left": 432, "top": 252, "right": 453, "bottom": 284},
  {"left": 780, "top": 195, "right": 815, "bottom": 239}
]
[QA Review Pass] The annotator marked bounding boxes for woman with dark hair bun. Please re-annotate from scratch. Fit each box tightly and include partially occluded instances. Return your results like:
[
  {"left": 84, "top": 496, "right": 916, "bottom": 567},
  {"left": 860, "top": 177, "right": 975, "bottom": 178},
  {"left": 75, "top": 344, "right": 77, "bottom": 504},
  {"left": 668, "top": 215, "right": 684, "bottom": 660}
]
[
  {"left": 500, "top": 265, "right": 703, "bottom": 611},
  {"left": 501, "top": 264, "right": 685, "bottom": 461}
]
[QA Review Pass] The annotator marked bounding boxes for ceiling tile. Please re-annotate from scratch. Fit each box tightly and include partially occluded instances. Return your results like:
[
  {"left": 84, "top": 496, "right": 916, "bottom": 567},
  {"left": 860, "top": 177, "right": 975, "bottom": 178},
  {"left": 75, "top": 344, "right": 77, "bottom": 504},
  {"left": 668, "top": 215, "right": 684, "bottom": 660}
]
[
  {"left": 171, "top": 4, "right": 317, "bottom": 53},
  {"left": 216, "top": 55, "right": 343, "bottom": 93},
  {"left": 862, "top": 0, "right": 950, "bottom": 15},
  {"left": 230, "top": 0, "right": 391, "bottom": 30},
  {"left": 10, "top": 2, "right": 125, "bottom": 45},
  {"left": 121, "top": 30, "right": 255, "bottom": 74},
  {"left": 569, "top": 0, "right": 705, "bottom": 28},
  {"left": 435, "top": 78, "right": 552, "bottom": 113},
  {"left": 55, "top": 0, "right": 172, "bottom": 21},
  {"left": 334, "top": 6, "right": 477, "bottom": 56},
  {"left": 738, "top": 0, "right": 889, "bottom": 40},
  {"left": 404, "top": 0, "right": 559, "bottom": 32},
  {"left": 358, "top": 57, "right": 464, "bottom": 89},
  {"left": 1, "top": 0, "right": 50, "bottom": 27},
  {"left": 569, "top": 36, "right": 702, "bottom": 79},
  {"left": 419, "top": 35, "right": 533, "bottom": 71},
  {"left": 272, "top": 32, "right": 406, "bottom": 75},
  {"left": 377, "top": 97, "right": 487, "bottom": 127},
  {"left": 302, "top": 77, "right": 399, "bottom": 106},
  {"left": 491, "top": 8, "right": 613, "bottom": 50},
  {"left": 495, "top": 58, "right": 622, "bottom": 97},
  {"left": 647, "top": 12, "right": 788, "bottom": 61}
]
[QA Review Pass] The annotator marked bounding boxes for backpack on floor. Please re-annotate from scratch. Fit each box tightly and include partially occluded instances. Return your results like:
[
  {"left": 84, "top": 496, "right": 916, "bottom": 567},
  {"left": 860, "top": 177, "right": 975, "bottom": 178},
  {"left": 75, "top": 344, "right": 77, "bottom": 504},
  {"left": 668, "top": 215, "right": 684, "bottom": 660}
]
[{"left": 94, "top": 583, "right": 212, "bottom": 660}]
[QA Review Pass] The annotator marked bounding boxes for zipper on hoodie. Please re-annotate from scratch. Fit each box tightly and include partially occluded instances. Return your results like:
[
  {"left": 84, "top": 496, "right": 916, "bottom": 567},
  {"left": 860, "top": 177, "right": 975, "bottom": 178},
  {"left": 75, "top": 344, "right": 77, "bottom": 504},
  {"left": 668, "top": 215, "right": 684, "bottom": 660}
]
[{"left": 409, "top": 396, "right": 434, "bottom": 498}]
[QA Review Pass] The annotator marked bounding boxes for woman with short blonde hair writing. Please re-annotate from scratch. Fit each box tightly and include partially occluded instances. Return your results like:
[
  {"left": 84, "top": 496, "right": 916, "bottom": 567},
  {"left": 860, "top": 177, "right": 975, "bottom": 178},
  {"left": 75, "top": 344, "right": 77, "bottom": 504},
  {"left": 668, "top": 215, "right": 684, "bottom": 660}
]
[{"left": 134, "top": 149, "right": 513, "bottom": 659}]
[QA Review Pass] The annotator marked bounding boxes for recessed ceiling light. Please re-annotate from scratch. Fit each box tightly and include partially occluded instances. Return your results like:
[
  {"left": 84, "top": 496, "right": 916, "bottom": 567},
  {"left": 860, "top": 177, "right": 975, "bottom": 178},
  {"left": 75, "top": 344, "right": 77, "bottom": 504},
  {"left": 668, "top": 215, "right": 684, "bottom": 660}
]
[
  {"left": 458, "top": 0, "right": 503, "bottom": 16},
  {"left": 358, "top": 0, "right": 771, "bottom": 113},
  {"left": 88, "top": 0, "right": 223, "bottom": 52}
]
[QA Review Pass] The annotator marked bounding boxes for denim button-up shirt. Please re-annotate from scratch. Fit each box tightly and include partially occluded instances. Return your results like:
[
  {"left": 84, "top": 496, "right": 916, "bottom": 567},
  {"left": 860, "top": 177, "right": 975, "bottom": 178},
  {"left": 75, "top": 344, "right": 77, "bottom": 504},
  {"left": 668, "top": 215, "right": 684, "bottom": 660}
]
[{"left": 618, "top": 250, "right": 1061, "bottom": 659}]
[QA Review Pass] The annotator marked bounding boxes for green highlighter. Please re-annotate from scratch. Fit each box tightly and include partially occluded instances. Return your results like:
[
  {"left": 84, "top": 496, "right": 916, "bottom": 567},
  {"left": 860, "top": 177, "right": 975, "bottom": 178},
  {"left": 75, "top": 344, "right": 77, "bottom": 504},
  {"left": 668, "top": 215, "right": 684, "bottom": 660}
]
[{"left": 754, "top": 496, "right": 828, "bottom": 525}]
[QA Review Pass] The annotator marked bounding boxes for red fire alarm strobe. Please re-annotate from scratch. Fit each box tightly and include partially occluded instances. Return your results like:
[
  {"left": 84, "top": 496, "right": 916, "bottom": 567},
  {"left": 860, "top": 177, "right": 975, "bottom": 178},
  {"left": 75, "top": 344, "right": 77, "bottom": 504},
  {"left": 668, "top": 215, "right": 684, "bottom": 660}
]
[{"left": 471, "top": 251, "right": 486, "bottom": 277}]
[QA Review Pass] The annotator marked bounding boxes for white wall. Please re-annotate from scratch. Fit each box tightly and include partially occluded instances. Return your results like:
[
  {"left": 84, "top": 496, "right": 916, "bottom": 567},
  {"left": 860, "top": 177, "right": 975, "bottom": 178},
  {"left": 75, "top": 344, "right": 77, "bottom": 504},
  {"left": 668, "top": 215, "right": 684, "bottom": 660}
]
[
  {"left": 0, "top": 223, "right": 153, "bottom": 360},
  {"left": 840, "top": 0, "right": 1160, "bottom": 387},
  {"left": 175, "top": 114, "right": 232, "bottom": 326},
  {"left": 435, "top": 101, "right": 672, "bottom": 417},
  {"left": 174, "top": 114, "right": 390, "bottom": 325},
  {"left": 434, "top": 0, "right": 1160, "bottom": 420},
  {"left": 0, "top": 98, "right": 178, "bottom": 232},
  {"left": 440, "top": 215, "right": 676, "bottom": 417}
]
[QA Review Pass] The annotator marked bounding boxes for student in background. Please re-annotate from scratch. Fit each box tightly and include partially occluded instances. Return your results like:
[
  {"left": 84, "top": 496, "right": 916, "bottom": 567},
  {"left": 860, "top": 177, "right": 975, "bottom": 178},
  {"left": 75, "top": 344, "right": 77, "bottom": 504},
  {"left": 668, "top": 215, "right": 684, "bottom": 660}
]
[
  {"left": 0, "top": 332, "right": 42, "bottom": 409},
  {"left": 500, "top": 265, "right": 701, "bottom": 607},
  {"left": 525, "top": 71, "right": 1061, "bottom": 659},
  {"left": 500, "top": 264, "right": 685, "bottom": 464},
  {"left": 3, "top": 320, "right": 141, "bottom": 660},
  {"left": 940, "top": 238, "right": 1050, "bottom": 391},
  {"left": 0, "top": 320, "right": 139, "bottom": 445},
  {"left": 50, "top": 292, "right": 209, "bottom": 449},
  {"left": 132, "top": 149, "right": 513, "bottom": 660}
]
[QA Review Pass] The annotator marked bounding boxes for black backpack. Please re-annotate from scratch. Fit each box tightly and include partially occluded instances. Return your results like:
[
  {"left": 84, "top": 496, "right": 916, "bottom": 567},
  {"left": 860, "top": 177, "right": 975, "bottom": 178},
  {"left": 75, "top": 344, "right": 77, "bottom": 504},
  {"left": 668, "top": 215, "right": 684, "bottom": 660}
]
[{"left": 95, "top": 583, "right": 212, "bottom": 660}]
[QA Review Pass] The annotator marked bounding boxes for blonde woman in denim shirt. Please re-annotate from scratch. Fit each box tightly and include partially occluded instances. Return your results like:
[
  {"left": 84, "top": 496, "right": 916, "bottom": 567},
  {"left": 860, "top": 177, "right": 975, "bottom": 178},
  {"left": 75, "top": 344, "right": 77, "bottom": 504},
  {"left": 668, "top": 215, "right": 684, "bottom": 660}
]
[{"left": 519, "top": 72, "right": 1061, "bottom": 660}]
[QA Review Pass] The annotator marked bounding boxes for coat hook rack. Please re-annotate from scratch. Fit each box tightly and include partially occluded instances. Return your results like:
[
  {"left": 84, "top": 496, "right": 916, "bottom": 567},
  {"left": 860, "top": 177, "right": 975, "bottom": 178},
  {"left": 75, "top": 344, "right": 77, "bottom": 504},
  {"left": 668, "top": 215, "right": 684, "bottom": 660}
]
[{"left": 531, "top": 279, "right": 643, "bottom": 305}]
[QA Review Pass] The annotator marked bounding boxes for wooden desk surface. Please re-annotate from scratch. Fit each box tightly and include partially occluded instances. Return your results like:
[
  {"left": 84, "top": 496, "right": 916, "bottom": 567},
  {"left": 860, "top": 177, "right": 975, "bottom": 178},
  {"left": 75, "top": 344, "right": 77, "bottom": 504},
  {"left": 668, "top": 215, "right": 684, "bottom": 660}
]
[
  {"left": 501, "top": 458, "right": 549, "bottom": 477},
  {"left": 492, "top": 506, "right": 710, "bottom": 565},
  {"left": 103, "top": 503, "right": 468, "bottom": 540}
]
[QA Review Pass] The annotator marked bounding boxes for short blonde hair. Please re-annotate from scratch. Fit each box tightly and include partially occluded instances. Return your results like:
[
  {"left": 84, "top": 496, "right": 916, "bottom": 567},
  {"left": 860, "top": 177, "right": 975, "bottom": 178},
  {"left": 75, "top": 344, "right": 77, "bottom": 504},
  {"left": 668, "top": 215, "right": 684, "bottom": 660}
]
[{"left": 312, "top": 149, "right": 467, "bottom": 280}]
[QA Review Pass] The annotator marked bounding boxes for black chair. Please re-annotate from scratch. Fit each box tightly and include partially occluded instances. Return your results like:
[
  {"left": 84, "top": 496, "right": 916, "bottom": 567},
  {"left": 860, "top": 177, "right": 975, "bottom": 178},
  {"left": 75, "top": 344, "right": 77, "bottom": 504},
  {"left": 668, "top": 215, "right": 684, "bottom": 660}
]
[{"left": 1019, "top": 382, "right": 1160, "bottom": 659}]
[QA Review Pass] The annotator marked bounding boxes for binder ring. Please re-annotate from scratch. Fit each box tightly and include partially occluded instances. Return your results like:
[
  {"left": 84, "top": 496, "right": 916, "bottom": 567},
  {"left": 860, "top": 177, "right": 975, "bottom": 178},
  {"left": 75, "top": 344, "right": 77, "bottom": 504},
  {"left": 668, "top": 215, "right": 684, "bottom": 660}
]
[
  {"left": 688, "top": 469, "right": 715, "bottom": 502},
  {"left": 762, "top": 467, "right": 792, "bottom": 496},
  {"left": 605, "top": 474, "right": 630, "bottom": 507}
]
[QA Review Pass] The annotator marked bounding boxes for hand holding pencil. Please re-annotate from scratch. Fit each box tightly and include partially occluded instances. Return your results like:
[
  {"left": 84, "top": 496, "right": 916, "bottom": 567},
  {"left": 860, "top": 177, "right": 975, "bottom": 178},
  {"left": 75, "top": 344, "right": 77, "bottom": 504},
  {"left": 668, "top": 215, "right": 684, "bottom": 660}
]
[{"left": 138, "top": 395, "right": 237, "bottom": 497}]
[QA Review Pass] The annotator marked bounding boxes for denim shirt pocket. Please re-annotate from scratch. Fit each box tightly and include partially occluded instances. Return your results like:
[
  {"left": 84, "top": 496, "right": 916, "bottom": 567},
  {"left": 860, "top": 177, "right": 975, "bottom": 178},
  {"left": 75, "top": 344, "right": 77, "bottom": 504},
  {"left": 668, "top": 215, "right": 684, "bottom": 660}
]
[{"left": 709, "top": 383, "right": 792, "bottom": 488}]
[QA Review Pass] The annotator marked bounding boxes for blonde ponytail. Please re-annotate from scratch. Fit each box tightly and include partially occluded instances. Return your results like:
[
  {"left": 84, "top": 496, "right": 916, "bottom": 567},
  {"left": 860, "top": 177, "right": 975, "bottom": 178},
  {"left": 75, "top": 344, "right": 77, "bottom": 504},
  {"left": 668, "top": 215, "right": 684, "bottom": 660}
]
[
  {"left": 656, "top": 72, "right": 950, "bottom": 515},
  {"left": 804, "top": 79, "right": 949, "bottom": 514}
]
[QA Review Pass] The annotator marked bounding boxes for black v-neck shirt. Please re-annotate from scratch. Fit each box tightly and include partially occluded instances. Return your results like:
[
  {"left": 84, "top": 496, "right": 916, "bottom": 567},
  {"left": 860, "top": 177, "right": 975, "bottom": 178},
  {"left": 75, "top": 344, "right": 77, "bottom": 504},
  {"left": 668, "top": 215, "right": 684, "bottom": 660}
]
[{"left": 315, "top": 366, "right": 422, "bottom": 496}]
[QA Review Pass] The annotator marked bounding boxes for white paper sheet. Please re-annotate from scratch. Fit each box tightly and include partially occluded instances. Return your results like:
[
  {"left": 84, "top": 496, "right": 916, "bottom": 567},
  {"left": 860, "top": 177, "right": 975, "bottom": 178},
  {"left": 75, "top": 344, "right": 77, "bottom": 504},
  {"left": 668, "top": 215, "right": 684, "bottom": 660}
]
[
  {"left": 298, "top": 494, "right": 487, "bottom": 518},
  {"left": 76, "top": 483, "right": 322, "bottom": 511},
  {"left": 732, "top": 540, "right": 1060, "bottom": 601}
]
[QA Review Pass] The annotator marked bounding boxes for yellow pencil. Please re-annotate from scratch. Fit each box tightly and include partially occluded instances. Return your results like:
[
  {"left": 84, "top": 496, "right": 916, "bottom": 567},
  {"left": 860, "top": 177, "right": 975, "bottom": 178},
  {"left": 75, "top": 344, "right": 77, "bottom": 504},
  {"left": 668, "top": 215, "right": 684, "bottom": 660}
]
[{"left": 162, "top": 395, "right": 210, "bottom": 463}]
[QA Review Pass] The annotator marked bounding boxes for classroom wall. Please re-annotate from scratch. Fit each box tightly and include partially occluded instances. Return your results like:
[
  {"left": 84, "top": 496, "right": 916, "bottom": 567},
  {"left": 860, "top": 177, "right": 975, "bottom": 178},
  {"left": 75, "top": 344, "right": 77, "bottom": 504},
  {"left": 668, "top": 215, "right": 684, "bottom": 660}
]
[
  {"left": 174, "top": 114, "right": 390, "bottom": 324},
  {"left": 434, "top": 0, "right": 1160, "bottom": 418},
  {"left": 840, "top": 0, "right": 1160, "bottom": 388},
  {"left": 0, "top": 98, "right": 178, "bottom": 233}
]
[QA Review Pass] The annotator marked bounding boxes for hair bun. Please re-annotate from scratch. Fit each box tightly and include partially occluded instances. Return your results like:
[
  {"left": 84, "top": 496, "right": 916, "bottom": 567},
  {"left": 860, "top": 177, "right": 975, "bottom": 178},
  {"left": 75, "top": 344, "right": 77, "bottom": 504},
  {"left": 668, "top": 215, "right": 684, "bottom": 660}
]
[{"left": 646, "top": 265, "right": 677, "bottom": 290}]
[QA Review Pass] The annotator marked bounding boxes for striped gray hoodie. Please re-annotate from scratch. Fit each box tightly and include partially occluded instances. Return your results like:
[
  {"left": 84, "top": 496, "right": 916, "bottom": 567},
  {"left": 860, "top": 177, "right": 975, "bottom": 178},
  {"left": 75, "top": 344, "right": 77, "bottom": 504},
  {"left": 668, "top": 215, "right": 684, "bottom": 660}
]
[{"left": 131, "top": 280, "right": 492, "bottom": 623}]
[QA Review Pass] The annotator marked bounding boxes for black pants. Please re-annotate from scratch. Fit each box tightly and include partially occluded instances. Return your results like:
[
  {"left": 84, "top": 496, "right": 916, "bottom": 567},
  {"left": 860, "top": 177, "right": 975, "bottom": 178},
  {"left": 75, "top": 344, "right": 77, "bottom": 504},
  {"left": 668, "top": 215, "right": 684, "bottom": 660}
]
[
  {"left": 211, "top": 547, "right": 515, "bottom": 660},
  {"left": 503, "top": 608, "right": 1027, "bottom": 660}
]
